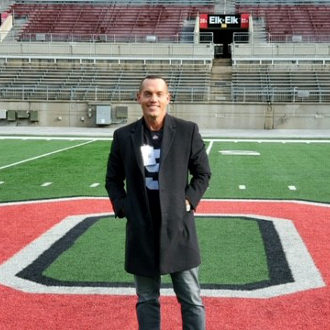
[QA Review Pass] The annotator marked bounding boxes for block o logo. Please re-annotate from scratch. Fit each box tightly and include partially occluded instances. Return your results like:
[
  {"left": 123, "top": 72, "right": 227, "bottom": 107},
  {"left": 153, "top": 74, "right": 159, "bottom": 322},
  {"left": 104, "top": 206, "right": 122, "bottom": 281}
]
[{"left": 0, "top": 198, "right": 328, "bottom": 299}]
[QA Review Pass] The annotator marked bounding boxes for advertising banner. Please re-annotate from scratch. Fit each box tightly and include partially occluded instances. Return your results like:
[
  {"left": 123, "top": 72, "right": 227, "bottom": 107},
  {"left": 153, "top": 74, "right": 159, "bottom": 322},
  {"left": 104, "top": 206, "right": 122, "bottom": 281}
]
[{"left": 200, "top": 14, "right": 249, "bottom": 30}]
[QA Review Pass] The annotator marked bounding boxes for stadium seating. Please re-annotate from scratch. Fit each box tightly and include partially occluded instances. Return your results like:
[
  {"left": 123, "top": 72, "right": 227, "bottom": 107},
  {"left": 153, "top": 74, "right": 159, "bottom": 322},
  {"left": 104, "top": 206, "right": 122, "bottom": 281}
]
[
  {"left": 9, "top": 3, "right": 215, "bottom": 42},
  {"left": 1, "top": 0, "right": 329, "bottom": 108},
  {"left": 236, "top": 4, "right": 330, "bottom": 41},
  {"left": 231, "top": 64, "right": 330, "bottom": 102},
  {"left": 0, "top": 59, "right": 212, "bottom": 102}
]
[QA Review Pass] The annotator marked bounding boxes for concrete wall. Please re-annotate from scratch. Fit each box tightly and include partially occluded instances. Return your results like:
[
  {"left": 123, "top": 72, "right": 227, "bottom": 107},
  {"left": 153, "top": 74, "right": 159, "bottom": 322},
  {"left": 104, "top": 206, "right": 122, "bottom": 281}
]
[
  {"left": 1, "top": 100, "right": 330, "bottom": 129},
  {"left": 0, "top": 42, "right": 214, "bottom": 61},
  {"left": 170, "top": 103, "right": 330, "bottom": 129}
]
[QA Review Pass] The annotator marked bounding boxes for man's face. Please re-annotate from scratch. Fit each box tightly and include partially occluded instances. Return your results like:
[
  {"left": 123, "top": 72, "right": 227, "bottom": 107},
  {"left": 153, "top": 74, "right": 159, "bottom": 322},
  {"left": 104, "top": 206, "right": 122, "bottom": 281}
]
[{"left": 137, "top": 78, "right": 170, "bottom": 121}]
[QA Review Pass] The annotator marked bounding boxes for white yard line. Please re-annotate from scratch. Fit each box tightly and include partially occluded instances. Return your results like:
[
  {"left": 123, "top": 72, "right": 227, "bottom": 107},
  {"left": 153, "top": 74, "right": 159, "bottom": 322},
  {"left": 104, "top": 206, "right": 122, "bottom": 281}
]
[
  {"left": 41, "top": 182, "right": 52, "bottom": 187},
  {"left": 0, "top": 140, "right": 95, "bottom": 171},
  {"left": 206, "top": 140, "right": 213, "bottom": 155}
]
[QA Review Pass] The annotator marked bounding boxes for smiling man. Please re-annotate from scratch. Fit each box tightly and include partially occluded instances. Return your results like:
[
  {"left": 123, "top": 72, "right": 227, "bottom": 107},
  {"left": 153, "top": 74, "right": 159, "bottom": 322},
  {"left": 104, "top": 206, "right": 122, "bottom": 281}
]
[
  {"left": 105, "top": 75, "right": 211, "bottom": 330},
  {"left": 137, "top": 76, "right": 169, "bottom": 130}
]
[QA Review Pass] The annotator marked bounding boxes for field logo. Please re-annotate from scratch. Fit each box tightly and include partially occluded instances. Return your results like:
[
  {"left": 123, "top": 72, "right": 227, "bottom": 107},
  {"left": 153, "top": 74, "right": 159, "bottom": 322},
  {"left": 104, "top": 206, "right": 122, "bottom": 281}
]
[{"left": 0, "top": 198, "right": 327, "bottom": 298}]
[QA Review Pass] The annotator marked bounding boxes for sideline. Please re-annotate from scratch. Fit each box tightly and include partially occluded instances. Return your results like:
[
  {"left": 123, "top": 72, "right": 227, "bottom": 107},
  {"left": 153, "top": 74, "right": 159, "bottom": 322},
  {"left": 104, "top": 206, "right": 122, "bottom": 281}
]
[
  {"left": 1, "top": 127, "right": 330, "bottom": 138},
  {"left": 1, "top": 136, "right": 330, "bottom": 143}
]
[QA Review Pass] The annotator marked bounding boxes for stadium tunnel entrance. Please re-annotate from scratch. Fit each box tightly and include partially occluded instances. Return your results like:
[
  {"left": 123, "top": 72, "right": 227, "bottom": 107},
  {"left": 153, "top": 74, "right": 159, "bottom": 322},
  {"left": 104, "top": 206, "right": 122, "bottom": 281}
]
[{"left": 199, "top": 14, "right": 249, "bottom": 58}]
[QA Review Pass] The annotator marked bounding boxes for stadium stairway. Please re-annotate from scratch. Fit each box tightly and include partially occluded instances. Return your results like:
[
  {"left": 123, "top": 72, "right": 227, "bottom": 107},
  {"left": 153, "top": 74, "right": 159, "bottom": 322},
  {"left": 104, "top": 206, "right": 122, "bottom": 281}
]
[
  {"left": 210, "top": 59, "right": 232, "bottom": 102},
  {"left": 251, "top": 17, "right": 267, "bottom": 43},
  {"left": 215, "top": 0, "right": 235, "bottom": 14}
]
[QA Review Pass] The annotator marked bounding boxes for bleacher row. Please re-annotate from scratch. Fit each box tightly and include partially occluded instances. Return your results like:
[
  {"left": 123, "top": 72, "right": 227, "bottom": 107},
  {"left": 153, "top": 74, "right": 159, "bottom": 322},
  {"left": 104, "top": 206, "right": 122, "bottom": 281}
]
[
  {"left": 232, "top": 64, "right": 330, "bottom": 103},
  {"left": 0, "top": 59, "right": 211, "bottom": 102},
  {"left": 10, "top": 3, "right": 215, "bottom": 42},
  {"left": 2, "top": 58, "right": 330, "bottom": 103}
]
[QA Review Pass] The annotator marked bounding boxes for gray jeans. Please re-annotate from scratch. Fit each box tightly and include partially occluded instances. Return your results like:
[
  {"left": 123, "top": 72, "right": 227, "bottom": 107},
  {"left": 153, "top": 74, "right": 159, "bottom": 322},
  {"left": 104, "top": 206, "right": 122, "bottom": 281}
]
[{"left": 134, "top": 267, "right": 205, "bottom": 330}]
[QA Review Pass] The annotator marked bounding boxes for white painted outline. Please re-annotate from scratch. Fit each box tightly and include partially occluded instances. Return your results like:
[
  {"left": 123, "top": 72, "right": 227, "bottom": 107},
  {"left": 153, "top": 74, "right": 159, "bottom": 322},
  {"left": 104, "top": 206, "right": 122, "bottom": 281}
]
[
  {"left": 0, "top": 140, "right": 95, "bottom": 170},
  {"left": 0, "top": 203, "right": 325, "bottom": 298},
  {"left": 1, "top": 197, "right": 330, "bottom": 208}
]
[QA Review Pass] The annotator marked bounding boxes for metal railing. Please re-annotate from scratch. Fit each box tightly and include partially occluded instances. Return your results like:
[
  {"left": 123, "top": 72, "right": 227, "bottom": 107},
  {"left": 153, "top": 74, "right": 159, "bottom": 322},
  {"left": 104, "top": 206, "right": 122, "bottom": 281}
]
[
  {"left": 2, "top": 85, "right": 330, "bottom": 103},
  {"left": 232, "top": 32, "right": 330, "bottom": 64},
  {"left": 236, "top": 0, "right": 330, "bottom": 4},
  {"left": 0, "top": 31, "right": 214, "bottom": 44},
  {"left": 231, "top": 87, "right": 330, "bottom": 103},
  {"left": 13, "top": 0, "right": 215, "bottom": 3},
  {"left": 233, "top": 32, "right": 330, "bottom": 44},
  {"left": 0, "top": 85, "right": 210, "bottom": 102}
]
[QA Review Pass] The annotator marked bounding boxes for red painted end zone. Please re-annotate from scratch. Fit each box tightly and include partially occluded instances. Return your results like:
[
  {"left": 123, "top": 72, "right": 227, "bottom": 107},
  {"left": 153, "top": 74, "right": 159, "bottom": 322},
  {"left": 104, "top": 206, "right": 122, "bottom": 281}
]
[{"left": 0, "top": 198, "right": 329, "bottom": 330}]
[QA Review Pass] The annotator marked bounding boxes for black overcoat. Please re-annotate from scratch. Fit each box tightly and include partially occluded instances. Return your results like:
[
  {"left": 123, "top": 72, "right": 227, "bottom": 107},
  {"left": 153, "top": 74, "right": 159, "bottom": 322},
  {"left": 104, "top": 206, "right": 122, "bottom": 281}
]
[{"left": 105, "top": 114, "right": 211, "bottom": 277}]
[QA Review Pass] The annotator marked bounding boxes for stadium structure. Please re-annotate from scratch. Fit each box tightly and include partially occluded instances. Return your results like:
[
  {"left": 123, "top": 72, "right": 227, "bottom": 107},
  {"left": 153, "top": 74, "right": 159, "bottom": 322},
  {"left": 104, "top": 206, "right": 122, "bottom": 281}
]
[{"left": 0, "top": 0, "right": 330, "bottom": 129}]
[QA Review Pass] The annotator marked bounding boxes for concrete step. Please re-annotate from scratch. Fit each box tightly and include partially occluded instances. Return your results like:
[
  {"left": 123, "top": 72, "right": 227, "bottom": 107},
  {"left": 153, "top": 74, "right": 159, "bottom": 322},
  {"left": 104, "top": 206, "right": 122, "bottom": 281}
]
[{"left": 213, "top": 58, "right": 232, "bottom": 67}]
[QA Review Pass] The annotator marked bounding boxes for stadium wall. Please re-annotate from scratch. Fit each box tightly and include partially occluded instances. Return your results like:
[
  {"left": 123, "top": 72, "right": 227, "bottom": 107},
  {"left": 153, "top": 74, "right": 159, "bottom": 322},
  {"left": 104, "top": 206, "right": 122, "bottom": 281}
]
[
  {"left": 0, "top": 101, "right": 329, "bottom": 129},
  {"left": 0, "top": 42, "right": 213, "bottom": 60},
  {"left": 232, "top": 42, "right": 330, "bottom": 65}
]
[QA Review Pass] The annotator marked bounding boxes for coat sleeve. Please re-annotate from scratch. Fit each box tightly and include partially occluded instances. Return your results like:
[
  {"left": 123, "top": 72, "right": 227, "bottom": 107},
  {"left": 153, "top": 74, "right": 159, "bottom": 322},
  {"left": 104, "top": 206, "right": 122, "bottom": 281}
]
[
  {"left": 105, "top": 130, "right": 127, "bottom": 218},
  {"left": 185, "top": 123, "right": 211, "bottom": 210}
]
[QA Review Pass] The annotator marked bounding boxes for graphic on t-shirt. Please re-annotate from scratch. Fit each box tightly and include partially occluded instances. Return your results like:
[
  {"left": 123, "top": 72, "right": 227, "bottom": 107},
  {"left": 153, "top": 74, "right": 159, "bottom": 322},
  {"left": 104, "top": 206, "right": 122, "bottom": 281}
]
[{"left": 142, "top": 146, "right": 160, "bottom": 190}]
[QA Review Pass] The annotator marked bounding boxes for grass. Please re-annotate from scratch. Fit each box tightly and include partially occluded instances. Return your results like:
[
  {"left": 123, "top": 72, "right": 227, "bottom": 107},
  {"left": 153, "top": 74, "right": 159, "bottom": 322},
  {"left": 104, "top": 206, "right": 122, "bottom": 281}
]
[
  {"left": 0, "top": 139, "right": 85, "bottom": 167},
  {"left": 0, "top": 140, "right": 109, "bottom": 201},
  {"left": 42, "top": 216, "right": 269, "bottom": 286},
  {"left": 206, "top": 142, "right": 330, "bottom": 202},
  {"left": 1, "top": 139, "right": 330, "bottom": 203}
]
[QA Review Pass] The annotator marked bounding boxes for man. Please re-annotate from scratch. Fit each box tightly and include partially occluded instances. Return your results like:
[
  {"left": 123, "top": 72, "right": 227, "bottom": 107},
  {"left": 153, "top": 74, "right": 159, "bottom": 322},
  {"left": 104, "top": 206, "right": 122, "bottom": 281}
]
[{"left": 105, "top": 75, "right": 211, "bottom": 330}]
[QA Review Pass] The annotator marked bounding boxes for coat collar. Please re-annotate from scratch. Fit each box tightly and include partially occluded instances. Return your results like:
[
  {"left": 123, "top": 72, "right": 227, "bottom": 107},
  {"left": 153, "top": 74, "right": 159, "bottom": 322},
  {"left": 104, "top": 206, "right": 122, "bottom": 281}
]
[{"left": 130, "top": 114, "right": 176, "bottom": 174}]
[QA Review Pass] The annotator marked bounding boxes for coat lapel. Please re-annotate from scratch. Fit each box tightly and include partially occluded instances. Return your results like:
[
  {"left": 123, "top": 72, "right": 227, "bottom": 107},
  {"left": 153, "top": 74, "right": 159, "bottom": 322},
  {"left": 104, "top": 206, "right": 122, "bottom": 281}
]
[
  {"left": 131, "top": 118, "right": 145, "bottom": 177},
  {"left": 160, "top": 114, "right": 176, "bottom": 168}
]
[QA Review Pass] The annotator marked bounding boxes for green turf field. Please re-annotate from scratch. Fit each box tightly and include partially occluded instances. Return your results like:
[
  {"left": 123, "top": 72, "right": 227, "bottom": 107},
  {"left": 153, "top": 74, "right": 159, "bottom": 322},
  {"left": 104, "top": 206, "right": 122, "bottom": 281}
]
[
  {"left": 42, "top": 216, "right": 269, "bottom": 287},
  {"left": 1, "top": 137, "right": 329, "bottom": 287},
  {"left": 207, "top": 141, "right": 330, "bottom": 202},
  {"left": 0, "top": 138, "right": 329, "bottom": 203}
]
